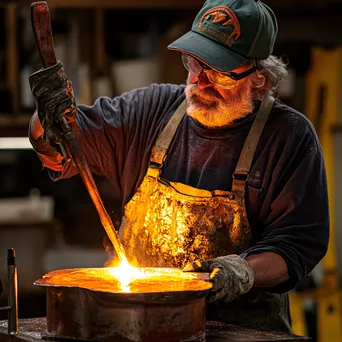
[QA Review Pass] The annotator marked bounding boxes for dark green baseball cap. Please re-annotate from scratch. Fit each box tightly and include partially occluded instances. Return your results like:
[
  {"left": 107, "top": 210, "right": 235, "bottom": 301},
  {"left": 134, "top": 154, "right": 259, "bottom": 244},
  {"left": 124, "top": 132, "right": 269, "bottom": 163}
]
[{"left": 168, "top": 0, "right": 278, "bottom": 72}]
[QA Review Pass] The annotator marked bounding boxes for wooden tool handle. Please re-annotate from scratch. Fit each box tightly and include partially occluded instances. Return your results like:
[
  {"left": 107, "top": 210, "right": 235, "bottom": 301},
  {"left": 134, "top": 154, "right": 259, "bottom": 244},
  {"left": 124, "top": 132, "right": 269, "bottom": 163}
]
[
  {"left": 31, "top": 1, "right": 72, "bottom": 162},
  {"left": 31, "top": 1, "right": 57, "bottom": 67}
]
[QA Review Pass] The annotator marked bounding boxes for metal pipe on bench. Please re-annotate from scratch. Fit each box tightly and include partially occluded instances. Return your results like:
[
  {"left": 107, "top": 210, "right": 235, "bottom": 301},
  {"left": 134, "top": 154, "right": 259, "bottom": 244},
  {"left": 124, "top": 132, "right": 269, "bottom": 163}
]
[{"left": 7, "top": 248, "right": 18, "bottom": 335}]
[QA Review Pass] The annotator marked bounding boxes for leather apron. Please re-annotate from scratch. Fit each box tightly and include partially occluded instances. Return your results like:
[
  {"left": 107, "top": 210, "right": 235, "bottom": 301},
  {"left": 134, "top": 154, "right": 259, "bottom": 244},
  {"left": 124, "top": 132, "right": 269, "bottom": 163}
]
[{"left": 119, "top": 95, "right": 292, "bottom": 333}]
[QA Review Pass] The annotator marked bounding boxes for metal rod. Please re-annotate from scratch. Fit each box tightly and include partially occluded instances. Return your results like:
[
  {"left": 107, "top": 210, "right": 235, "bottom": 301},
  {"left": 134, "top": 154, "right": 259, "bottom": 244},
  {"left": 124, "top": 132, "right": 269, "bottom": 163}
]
[
  {"left": 7, "top": 248, "right": 18, "bottom": 335},
  {"left": 76, "top": 156, "right": 127, "bottom": 263},
  {"left": 30, "top": 2, "right": 128, "bottom": 263}
]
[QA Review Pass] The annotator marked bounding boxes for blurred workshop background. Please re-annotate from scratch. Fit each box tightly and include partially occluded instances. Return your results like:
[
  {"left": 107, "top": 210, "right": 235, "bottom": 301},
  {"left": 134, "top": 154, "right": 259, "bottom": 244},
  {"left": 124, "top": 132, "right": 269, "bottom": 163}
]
[{"left": 0, "top": 0, "right": 342, "bottom": 341}]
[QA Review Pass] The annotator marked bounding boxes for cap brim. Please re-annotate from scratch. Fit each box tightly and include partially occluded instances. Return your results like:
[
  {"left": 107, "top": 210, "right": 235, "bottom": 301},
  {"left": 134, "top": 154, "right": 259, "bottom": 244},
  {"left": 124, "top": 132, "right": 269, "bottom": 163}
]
[{"left": 168, "top": 31, "right": 247, "bottom": 72}]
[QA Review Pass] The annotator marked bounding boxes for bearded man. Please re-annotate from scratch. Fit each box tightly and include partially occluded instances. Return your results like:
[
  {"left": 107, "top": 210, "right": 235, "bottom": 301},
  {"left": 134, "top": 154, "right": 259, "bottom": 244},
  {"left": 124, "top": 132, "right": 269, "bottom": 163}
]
[{"left": 28, "top": 0, "right": 329, "bottom": 333}]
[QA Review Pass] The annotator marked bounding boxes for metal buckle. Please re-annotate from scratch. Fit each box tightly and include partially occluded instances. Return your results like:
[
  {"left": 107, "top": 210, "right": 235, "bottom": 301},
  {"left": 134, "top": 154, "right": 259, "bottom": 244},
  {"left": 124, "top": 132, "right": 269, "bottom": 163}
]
[
  {"left": 147, "top": 162, "right": 162, "bottom": 179},
  {"left": 233, "top": 172, "right": 249, "bottom": 181},
  {"left": 148, "top": 161, "right": 162, "bottom": 169}
]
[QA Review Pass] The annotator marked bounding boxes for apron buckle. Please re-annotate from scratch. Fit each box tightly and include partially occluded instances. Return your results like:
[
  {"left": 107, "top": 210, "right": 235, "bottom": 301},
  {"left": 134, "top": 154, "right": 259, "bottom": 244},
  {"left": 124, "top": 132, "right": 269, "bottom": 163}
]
[
  {"left": 233, "top": 172, "right": 249, "bottom": 181},
  {"left": 147, "top": 161, "right": 162, "bottom": 178}
]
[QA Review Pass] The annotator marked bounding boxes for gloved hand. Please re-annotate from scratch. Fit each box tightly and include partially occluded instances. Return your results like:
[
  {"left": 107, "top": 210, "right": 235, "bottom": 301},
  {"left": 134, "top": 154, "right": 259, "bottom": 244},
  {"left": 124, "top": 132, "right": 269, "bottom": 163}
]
[
  {"left": 29, "top": 61, "right": 76, "bottom": 152},
  {"left": 183, "top": 254, "right": 254, "bottom": 303},
  {"left": 28, "top": 112, "right": 65, "bottom": 170}
]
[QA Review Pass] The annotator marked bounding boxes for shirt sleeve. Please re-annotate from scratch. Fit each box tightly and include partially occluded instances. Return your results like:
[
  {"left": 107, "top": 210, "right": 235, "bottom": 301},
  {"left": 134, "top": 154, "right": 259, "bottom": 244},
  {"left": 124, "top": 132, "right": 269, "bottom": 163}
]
[
  {"left": 244, "top": 117, "right": 330, "bottom": 293},
  {"left": 48, "top": 86, "right": 155, "bottom": 181},
  {"left": 37, "top": 83, "right": 185, "bottom": 199}
]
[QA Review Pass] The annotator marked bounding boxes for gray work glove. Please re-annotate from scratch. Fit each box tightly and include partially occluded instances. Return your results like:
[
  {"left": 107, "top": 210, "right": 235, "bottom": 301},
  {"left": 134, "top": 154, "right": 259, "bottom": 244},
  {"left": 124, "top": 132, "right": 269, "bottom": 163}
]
[
  {"left": 29, "top": 61, "right": 76, "bottom": 153},
  {"left": 183, "top": 254, "right": 254, "bottom": 303}
]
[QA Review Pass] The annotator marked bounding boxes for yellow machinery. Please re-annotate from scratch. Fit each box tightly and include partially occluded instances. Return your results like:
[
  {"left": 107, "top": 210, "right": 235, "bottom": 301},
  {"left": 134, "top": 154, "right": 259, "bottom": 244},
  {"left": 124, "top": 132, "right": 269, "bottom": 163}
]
[{"left": 290, "top": 47, "right": 342, "bottom": 342}]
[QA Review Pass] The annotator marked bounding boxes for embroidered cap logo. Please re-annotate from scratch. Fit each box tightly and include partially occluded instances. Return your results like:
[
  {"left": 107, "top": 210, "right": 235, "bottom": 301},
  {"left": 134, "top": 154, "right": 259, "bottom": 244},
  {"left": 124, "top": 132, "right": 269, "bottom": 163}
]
[{"left": 198, "top": 6, "right": 241, "bottom": 47}]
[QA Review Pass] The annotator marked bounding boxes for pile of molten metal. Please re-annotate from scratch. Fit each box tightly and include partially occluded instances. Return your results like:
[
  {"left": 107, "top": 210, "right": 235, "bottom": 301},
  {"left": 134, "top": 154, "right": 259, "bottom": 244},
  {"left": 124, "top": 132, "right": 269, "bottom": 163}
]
[{"left": 35, "top": 261, "right": 212, "bottom": 293}]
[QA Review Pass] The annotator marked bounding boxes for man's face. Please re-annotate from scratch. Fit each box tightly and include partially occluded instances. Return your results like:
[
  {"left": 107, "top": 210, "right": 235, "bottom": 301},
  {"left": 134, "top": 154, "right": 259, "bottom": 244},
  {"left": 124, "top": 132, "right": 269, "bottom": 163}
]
[{"left": 185, "top": 61, "right": 255, "bottom": 128}]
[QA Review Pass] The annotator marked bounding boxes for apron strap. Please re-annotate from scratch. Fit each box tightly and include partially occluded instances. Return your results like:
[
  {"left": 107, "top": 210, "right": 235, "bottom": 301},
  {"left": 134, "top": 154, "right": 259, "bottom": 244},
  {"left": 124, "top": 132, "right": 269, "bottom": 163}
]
[
  {"left": 148, "top": 99, "right": 187, "bottom": 178},
  {"left": 232, "top": 95, "right": 275, "bottom": 196}
]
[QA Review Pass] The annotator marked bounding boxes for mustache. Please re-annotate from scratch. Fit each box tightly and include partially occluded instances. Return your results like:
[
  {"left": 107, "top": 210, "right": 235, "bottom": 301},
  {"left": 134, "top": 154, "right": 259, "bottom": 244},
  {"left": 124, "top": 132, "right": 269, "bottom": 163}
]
[{"left": 188, "top": 84, "right": 223, "bottom": 101}]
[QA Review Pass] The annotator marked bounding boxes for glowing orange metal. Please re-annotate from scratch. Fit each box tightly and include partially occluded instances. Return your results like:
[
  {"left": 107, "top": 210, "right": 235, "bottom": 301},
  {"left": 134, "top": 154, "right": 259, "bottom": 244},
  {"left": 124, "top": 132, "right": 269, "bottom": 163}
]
[{"left": 35, "top": 267, "right": 212, "bottom": 294}]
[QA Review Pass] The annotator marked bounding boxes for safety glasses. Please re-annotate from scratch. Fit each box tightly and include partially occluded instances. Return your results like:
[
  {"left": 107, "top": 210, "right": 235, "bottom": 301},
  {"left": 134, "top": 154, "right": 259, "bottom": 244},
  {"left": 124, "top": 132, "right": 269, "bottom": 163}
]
[{"left": 181, "top": 53, "right": 257, "bottom": 89}]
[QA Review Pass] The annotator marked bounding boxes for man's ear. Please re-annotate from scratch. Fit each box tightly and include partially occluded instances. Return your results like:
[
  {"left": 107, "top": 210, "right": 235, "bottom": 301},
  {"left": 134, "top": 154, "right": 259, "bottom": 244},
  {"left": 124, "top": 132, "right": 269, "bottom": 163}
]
[{"left": 254, "top": 71, "right": 266, "bottom": 88}]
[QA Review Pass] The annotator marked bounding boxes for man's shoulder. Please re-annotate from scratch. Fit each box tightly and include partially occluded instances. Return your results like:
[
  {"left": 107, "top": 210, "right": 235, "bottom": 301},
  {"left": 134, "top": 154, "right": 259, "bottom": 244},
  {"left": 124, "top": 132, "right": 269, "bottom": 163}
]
[
  {"left": 271, "top": 100, "right": 311, "bottom": 124},
  {"left": 269, "top": 99, "right": 318, "bottom": 142},
  {"left": 128, "top": 83, "right": 186, "bottom": 101}
]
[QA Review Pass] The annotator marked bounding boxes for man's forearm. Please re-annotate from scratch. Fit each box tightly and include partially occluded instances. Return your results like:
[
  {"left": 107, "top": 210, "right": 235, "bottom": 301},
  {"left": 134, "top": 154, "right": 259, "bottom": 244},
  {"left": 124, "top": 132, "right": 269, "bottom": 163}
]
[{"left": 246, "top": 252, "right": 289, "bottom": 288}]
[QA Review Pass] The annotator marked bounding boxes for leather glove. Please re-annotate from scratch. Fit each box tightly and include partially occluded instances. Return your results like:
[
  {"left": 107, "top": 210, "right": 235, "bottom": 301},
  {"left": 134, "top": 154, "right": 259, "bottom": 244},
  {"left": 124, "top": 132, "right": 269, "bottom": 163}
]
[
  {"left": 29, "top": 61, "right": 76, "bottom": 152},
  {"left": 183, "top": 254, "right": 254, "bottom": 303}
]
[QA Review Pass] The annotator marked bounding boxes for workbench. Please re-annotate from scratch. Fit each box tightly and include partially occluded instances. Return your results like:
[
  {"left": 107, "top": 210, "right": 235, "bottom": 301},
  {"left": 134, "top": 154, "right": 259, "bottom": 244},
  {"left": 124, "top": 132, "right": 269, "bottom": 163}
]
[{"left": 0, "top": 318, "right": 310, "bottom": 342}]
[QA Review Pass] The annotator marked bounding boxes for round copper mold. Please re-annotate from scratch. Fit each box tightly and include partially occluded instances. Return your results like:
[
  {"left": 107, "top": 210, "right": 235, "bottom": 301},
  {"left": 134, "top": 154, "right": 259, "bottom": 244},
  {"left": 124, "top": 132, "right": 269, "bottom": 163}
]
[{"left": 35, "top": 267, "right": 212, "bottom": 342}]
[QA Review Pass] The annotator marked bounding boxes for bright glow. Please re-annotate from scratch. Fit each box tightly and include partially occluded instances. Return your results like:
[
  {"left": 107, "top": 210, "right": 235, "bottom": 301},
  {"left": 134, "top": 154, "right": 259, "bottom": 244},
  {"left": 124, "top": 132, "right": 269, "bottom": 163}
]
[
  {"left": 108, "top": 259, "right": 141, "bottom": 292},
  {"left": 0, "top": 138, "right": 32, "bottom": 150},
  {"left": 106, "top": 262, "right": 201, "bottom": 293}
]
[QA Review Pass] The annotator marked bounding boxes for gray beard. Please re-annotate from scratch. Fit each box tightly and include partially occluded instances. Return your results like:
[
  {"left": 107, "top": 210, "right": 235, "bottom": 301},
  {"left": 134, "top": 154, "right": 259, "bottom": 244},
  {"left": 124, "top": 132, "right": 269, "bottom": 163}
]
[{"left": 185, "top": 84, "right": 254, "bottom": 129}]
